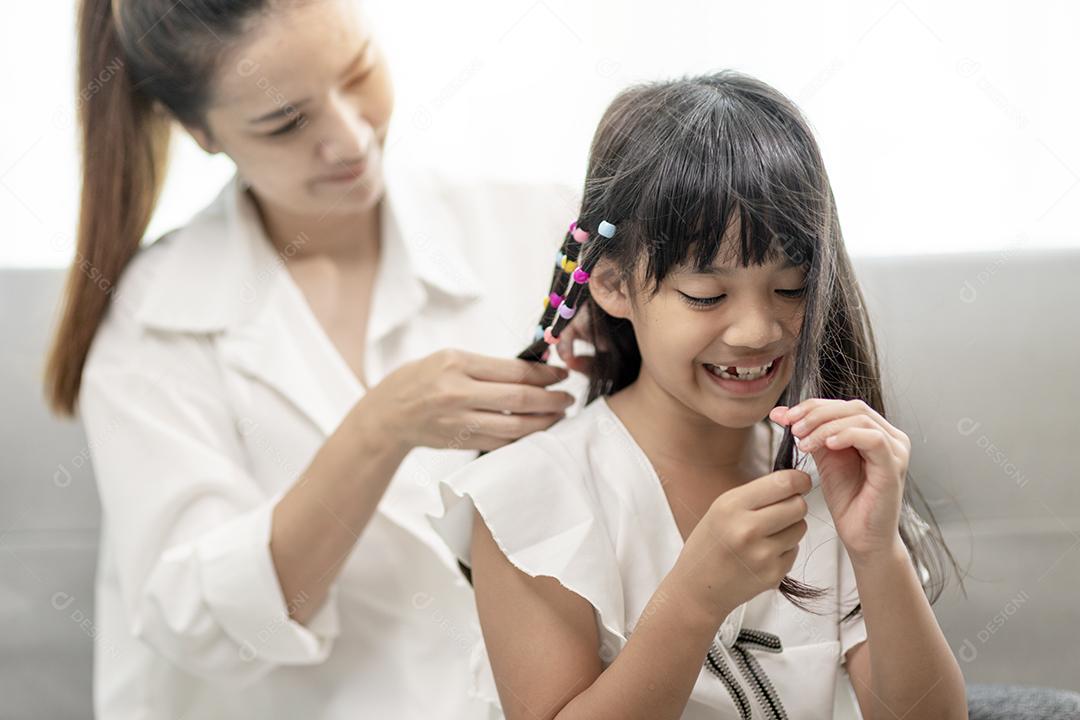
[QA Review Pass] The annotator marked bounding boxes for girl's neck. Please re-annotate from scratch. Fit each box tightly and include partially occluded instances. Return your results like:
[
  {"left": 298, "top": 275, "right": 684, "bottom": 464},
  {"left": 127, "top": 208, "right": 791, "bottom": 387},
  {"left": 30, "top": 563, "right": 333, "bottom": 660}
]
[{"left": 606, "top": 372, "right": 772, "bottom": 488}]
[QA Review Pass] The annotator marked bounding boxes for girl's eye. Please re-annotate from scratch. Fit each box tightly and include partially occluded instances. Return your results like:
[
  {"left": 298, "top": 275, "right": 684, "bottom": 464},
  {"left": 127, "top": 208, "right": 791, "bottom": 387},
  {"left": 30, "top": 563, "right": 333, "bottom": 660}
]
[
  {"left": 678, "top": 291, "right": 726, "bottom": 308},
  {"left": 266, "top": 113, "right": 307, "bottom": 137},
  {"left": 679, "top": 287, "right": 807, "bottom": 308}
]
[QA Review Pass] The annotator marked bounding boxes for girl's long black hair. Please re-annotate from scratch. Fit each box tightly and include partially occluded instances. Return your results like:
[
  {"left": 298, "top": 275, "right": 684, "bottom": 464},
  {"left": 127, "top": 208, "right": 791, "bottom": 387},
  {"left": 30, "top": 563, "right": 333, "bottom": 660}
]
[{"left": 575, "top": 70, "right": 960, "bottom": 617}]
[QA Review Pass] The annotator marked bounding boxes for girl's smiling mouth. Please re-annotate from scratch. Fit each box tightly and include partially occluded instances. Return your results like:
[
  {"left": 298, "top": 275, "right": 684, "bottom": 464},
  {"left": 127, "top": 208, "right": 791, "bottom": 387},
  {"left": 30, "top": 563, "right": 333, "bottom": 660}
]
[{"left": 703, "top": 354, "right": 785, "bottom": 395}]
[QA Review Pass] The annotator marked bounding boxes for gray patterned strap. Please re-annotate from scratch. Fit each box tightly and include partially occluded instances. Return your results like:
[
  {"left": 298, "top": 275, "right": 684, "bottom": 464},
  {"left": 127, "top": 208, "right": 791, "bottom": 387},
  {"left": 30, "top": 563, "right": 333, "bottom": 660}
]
[{"left": 703, "top": 628, "right": 787, "bottom": 720}]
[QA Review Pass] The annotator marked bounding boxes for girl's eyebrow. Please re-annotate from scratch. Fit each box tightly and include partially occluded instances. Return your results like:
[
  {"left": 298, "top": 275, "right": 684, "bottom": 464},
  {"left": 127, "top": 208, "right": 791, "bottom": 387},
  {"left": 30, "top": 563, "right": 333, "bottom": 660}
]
[{"left": 697, "top": 257, "right": 801, "bottom": 276}]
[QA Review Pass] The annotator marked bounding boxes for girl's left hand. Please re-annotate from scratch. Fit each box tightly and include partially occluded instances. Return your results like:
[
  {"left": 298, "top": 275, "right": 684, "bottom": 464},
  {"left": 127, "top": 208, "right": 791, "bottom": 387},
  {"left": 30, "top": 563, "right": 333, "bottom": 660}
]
[{"left": 769, "top": 399, "right": 910, "bottom": 560}]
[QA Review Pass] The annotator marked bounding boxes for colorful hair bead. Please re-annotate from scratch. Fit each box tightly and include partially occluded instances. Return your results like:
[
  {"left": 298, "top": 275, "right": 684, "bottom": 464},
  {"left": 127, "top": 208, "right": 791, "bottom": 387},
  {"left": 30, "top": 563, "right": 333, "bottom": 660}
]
[
  {"left": 561, "top": 258, "right": 578, "bottom": 273},
  {"left": 549, "top": 293, "right": 563, "bottom": 308},
  {"left": 543, "top": 327, "right": 557, "bottom": 345},
  {"left": 572, "top": 267, "right": 590, "bottom": 284},
  {"left": 571, "top": 227, "right": 589, "bottom": 244},
  {"left": 558, "top": 303, "right": 576, "bottom": 320},
  {"left": 555, "top": 250, "right": 566, "bottom": 265},
  {"left": 569, "top": 221, "right": 577, "bottom": 233},
  {"left": 534, "top": 325, "right": 545, "bottom": 341},
  {"left": 543, "top": 295, "right": 550, "bottom": 308},
  {"left": 598, "top": 220, "right": 617, "bottom": 238}
]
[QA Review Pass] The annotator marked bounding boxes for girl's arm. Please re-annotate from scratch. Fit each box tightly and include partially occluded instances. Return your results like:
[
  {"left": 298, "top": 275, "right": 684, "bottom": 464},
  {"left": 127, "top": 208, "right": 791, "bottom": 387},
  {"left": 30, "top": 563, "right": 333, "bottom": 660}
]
[
  {"left": 772, "top": 399, "right": 967, "bottom": 720},
  {"left": 844, "top": 539, "right": 968, "bottom": 720},
  {"left": 470, "top": 511, "right": 721, "bottom": 720}
]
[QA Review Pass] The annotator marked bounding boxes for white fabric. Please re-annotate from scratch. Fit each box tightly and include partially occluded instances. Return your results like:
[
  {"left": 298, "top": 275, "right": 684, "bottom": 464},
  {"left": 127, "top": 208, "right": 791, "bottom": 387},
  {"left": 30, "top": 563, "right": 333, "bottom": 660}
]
[
  {"left": 79, "top": 163, "right": 576, "bottom": 719},
  {"left": 429, "top": 396, "right": 869, "bottom": 720}
]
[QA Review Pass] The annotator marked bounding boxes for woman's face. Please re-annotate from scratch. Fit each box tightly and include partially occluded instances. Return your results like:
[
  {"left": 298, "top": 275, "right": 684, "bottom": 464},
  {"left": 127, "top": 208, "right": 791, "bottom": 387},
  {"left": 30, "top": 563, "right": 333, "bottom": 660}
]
[{"left": 193, "top": 0, "right": 394, "bottom": 219}]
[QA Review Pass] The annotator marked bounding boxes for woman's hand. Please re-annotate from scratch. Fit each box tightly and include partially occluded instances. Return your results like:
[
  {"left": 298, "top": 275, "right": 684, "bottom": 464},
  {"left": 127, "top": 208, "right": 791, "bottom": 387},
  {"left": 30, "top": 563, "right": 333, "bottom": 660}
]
[
  {"left": 553, "top": 305, "right": 596, "bottom": 375},
  {"left": 367, "top": 349, "right": 575, "bottom": 453},
  {"left": 769, "top": 399, "right": 910, "bottom": 560}
]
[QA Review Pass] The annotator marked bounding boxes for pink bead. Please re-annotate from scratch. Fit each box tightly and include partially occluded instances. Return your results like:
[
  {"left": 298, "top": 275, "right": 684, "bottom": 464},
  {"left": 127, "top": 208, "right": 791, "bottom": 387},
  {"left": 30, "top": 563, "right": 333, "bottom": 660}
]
[
  {"left": 571, "top": 228, "right": 589, "bottom": 244},
  {"left": 544, "top": 328, "right": 557, "bottom": 345},
  {"left": 549, "top": 293, "right": 563, "bottom": 308},
  {"left": 572, "top": 268, "right": 590, "bottom": 284}
]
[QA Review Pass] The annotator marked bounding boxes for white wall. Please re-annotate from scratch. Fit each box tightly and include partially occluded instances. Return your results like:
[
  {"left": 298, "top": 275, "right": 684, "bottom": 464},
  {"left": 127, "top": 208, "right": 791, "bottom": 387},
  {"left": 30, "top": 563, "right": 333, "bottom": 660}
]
[{"left": 2, "top": 0, "right": 1077, "bottom": 268}]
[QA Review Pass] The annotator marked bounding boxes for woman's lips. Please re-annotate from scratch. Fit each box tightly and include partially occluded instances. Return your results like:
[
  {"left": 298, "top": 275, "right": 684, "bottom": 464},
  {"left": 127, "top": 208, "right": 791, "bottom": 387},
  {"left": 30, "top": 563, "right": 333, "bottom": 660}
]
[{"left": 317, "top": 162, "right": 367, "bottom": 183}]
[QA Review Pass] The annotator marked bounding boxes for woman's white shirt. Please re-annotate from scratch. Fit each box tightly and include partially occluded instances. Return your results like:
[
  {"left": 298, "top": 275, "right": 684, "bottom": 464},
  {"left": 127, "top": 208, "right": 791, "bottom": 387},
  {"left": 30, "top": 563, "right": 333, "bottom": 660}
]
[
  {"left": 429, "top": 396, "right": 870, "bottom": 720},
  {"left": 78, "top": 164, "right": 574, "bottom": 719}
]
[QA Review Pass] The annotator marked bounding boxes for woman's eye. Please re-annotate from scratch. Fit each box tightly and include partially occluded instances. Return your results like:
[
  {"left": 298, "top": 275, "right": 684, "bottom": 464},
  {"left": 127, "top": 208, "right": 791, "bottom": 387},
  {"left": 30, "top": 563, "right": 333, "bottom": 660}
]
[
  {"left": 266, "top": 114, "right": 307, "bottom": 137},
  {"left": 678, "top": 291, "right": 726, "bottom": 308},
  {"left": 776, "top": 287, "right": 807, "bottom": 298},
  {"left": 349, "top": 68, "right": 375, "bottom": 88}
]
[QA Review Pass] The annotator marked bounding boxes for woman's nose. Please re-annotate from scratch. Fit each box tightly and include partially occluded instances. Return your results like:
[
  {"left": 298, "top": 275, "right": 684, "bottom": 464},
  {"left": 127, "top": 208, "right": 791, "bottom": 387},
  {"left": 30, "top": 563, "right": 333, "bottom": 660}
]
[{"left": 316, "top": 93, "right": 373, "bottom": 165}]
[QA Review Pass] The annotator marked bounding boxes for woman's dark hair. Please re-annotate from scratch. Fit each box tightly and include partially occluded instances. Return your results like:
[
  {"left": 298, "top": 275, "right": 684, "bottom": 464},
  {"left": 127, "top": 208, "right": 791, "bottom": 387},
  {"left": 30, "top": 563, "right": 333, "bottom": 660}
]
[
  {"left": 45, "top": 0, "right": 270, "bottom": 416},
  {"left": 577, "top": 70, "right": 960, "bottom": 616}
]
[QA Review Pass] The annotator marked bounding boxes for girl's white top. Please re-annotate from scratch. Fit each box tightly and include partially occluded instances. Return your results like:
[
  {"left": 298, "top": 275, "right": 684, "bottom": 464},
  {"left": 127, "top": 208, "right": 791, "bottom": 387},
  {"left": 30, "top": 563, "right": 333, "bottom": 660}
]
[
  {"left": 78, "top": 162, "right": 576, "bottom": 720},
  {"left": 429, "top": 396, "right": 870, "bottom": 720}
]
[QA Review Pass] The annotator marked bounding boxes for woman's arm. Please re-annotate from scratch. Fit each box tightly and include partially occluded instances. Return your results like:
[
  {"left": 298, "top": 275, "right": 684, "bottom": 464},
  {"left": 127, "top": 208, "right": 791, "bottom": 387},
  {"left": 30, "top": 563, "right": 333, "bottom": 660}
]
[
  {"left": 470, "top": 509, "right": 724, "bottom": 720},
  {"left": 274, "top": 350, "right": 573, "bottom": 624},
  {"left": 844, "top": 539, "right": 968, "bottom": 720},
  {"left": 270, "top": 394, "right": 410, "bottom": 624}
]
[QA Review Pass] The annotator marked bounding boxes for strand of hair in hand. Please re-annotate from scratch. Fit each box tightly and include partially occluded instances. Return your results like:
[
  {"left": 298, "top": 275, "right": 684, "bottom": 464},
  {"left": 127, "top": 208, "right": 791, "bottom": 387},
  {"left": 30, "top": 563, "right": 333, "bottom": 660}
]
[{"left": 517, "top": 219, "right": 618, "bottom": 363}]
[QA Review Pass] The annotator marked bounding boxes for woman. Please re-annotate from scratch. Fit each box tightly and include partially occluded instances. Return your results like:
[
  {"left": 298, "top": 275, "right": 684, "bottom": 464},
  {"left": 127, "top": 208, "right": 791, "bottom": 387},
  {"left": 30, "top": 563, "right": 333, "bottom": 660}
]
[{"left": 44, "top": 0, "right": 582, "bottom": 717}]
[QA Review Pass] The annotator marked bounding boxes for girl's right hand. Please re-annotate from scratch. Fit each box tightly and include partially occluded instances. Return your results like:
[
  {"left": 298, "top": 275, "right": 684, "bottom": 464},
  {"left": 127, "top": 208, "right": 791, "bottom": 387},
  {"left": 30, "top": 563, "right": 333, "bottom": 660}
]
[
  {"left": 367, "top": 349, "right": 576, "bottom": 453},
  {"left": 670, "top": 469, "right": 812, "bottom": 628}
]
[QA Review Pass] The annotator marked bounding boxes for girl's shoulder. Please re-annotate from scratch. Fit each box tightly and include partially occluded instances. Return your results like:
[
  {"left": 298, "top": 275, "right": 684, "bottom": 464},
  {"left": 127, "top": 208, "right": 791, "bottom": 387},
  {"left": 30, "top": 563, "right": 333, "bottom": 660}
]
[
  {"left": 431, "top": 396, "right": 616, "bottom": 507},
  {"left": 426, "top": 395, "right": 628, "bottom": 610}
]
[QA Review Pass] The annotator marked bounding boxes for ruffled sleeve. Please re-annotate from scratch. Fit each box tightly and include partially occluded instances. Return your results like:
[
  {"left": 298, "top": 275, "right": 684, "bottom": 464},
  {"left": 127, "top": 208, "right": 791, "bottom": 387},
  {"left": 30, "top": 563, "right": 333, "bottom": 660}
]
[{"left": 427, "top": 431, "right": 628, "bottom": 708}]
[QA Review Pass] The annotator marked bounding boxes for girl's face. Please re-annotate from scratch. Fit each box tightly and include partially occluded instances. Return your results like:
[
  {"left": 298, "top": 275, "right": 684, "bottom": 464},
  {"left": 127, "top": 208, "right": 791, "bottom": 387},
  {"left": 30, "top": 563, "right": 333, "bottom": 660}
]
[
  {"left": 599, "top": 245, "right": 808, "bottom": 429},
  {"left": 189, "top": 0, "right": 394, "bottom": 219}
]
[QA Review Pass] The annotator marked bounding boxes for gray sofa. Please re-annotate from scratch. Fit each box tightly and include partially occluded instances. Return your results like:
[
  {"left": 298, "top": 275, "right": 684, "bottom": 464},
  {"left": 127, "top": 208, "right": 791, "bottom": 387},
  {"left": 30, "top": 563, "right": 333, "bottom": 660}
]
[{"left": 2, "top": 249, "right": 1078, "bottom": 718}]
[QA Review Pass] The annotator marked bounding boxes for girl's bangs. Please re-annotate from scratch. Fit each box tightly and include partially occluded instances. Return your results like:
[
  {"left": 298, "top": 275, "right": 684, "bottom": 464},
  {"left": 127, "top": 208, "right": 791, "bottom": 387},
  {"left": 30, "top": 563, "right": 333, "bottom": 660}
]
[{"left": 631, "top": 107, "right": 818, "bottom": 287}]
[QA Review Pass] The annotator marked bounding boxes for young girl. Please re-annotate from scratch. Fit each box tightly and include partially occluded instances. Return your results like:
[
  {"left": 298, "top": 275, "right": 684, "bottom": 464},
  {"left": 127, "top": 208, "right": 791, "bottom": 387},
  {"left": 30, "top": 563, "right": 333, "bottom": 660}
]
[{"left": 429, "top": 71, "right": 967, "bottom": 719}]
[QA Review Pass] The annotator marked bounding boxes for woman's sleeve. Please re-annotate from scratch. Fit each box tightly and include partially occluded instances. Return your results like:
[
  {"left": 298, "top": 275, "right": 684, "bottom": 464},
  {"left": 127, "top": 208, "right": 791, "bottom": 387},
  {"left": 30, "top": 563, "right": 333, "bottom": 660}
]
[
  {"left": 79, "top": 342, "right": 341, "bottom": 686},
  {"left": 426, "top": 432, "right": 627, "bottom": 708}
]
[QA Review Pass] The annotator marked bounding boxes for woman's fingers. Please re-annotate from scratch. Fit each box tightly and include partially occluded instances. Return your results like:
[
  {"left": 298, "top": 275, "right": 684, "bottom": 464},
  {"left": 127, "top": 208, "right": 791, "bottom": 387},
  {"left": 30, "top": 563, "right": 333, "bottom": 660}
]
[
  {"left": 457, "top": 351, "right": 569, "bottom": 387},
  {"left": 468, "top": 381, "right": 575, "bottom": 414},
  {"left": 554, "top": 334, "right": 593, "bottom": 375},
  {"left": 463, "top": 410, "right": 568, "bottom": 445}
]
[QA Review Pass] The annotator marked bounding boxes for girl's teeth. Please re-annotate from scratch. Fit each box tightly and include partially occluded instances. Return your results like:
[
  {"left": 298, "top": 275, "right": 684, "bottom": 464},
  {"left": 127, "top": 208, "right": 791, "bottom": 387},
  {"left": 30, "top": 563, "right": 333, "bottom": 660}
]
[{"left": 707, "top": 359, "right": 775, "bottom": 381}]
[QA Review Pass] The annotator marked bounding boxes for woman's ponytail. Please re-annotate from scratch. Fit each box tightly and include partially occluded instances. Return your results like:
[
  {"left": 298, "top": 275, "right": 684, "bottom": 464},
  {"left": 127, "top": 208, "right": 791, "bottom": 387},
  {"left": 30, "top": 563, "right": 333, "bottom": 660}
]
[{"left": 44, "top": 0, "right": 171, "bottom": 416}]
